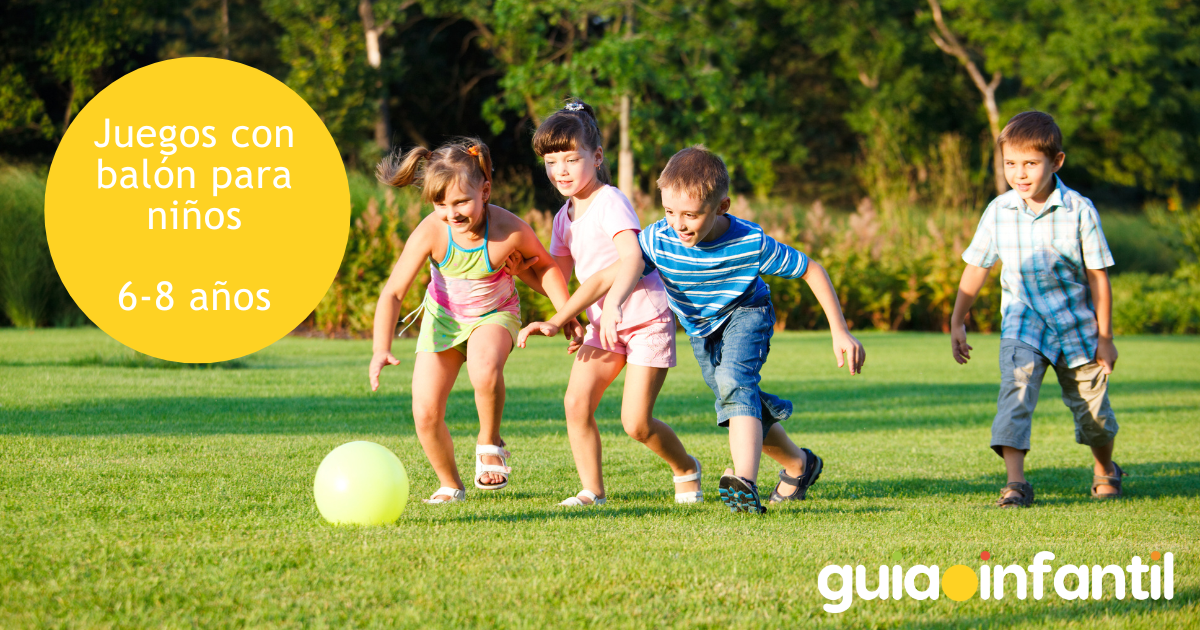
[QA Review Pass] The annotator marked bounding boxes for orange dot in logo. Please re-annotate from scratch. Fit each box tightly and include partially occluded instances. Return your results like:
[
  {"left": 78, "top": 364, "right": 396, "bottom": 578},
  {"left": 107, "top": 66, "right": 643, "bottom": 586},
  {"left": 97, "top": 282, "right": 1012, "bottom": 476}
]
[
  {"left": 1151, "top": 551, "right": 1162, "bottom": 561},
  {"left": 942, "top": 565, "right": 979, "bottom": 602},
  {"left": 980, "top": 551, "right": 991, "bottom": 561}
]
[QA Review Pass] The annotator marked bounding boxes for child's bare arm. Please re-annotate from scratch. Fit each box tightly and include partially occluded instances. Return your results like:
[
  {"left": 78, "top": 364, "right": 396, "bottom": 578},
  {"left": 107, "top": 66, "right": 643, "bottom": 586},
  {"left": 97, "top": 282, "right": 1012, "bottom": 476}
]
[
  {"left": 598, "top": 230, "right": 646, "bottom": 345},
  {"left": 370, "top": 218, "right": 436, "bottom": 391},
  {"left": 1087, "top": 267, "right": 1118, "bottom": 374},
  {"left": 551, "top": 261, "right": 620, "bottom": 327},
  {"left": 801, "top": 259, "right": 864, "bottom": 375},
  {"left": 516, "top": 262, "right": 619, "bottom": 349},
  {"left": 949, "top": 263, "right": 991, "bottom": 365}
]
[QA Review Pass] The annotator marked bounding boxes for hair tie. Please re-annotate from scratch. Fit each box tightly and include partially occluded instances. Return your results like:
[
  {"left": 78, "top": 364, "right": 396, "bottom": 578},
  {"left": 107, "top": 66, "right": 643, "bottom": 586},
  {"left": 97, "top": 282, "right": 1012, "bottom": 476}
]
[
  {"left": 564, "top": 103, "right": 584, "bottom": 112},
  {"left": 467, "top": 145, "right": 480, "bottom": 156}
]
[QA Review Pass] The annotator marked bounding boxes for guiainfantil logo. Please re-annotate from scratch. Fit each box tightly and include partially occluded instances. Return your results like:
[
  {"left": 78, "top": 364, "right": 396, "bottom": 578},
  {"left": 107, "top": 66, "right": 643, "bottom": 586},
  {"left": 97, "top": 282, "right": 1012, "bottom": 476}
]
[{"left": 818, "top": 551, "right": 1174, "bottom": 614}]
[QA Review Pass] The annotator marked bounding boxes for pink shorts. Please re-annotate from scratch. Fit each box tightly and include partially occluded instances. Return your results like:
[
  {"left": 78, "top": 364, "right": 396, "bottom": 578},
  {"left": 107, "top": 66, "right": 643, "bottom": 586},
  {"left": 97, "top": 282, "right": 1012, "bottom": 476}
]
[{"left": 581, "top": 317, "right": 677, "bottom": 368}]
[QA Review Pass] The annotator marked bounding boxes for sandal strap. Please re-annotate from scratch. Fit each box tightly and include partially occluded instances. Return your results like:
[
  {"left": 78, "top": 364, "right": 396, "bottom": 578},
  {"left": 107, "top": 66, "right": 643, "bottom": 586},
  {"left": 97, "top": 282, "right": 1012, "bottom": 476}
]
[
  {"left": 475, "top": 444, "right": 511, "bottom": 458},
  {"left": 1092, "top": 462, "right": 1125, "bottom": 487},
  {"left": 425, "top": 487, "right": 465, "bottom": 503},
  {"left": 673, "top": 456, "right": 702, "bottom": 483},
  {"left": 559, "top": 490, "right": 605, "bottom": 506},
  {"left": 476, "top": 463, "right": 512, "bottom": 475}
]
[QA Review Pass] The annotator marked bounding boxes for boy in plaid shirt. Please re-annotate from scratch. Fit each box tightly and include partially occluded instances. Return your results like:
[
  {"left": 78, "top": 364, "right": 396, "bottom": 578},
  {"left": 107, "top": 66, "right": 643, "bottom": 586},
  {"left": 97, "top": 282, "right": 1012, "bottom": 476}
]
[{"left": 950, "top": 111, "right": 1123, "bottom": 507}]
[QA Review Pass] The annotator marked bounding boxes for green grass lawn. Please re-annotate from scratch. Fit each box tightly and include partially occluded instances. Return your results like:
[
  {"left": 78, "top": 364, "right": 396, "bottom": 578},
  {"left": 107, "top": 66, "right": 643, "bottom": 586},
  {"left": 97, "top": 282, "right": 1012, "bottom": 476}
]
[{"left": 1, "top": 329, "right": 1197, "bottom": 629}]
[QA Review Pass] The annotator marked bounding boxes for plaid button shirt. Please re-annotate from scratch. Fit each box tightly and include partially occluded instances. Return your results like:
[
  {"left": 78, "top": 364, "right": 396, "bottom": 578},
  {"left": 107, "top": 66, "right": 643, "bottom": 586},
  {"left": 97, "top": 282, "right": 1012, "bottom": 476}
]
[{"left": 962, "top": 176, "right": 1115, "bottom": 368}]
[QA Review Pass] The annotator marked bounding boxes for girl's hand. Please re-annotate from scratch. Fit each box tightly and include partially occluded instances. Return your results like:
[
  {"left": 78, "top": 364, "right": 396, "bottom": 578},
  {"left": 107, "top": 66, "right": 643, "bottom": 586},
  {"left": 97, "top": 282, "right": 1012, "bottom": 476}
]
[
  {"left": 518, "top": 321, "right": 561, "bottom": 348},
  {"left": 504, "top": 251, "right": 539, "bottom": 276},
  {"left": 369, "top": 351, "right": 401, "bottom": 391},
  {"left": 832, "top": 330, "right": 865, "bottom": 375},
  {"left": 600, "top": 303, "right": 623, "bottom": 347},
  {"left": 562, "top": 318, "right": 586, "bottom": 354}
]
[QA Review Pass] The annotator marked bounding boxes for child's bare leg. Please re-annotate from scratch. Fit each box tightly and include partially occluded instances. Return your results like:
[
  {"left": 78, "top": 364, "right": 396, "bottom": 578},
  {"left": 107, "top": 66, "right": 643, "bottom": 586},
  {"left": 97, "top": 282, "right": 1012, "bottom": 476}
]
[
  {"left": 466, "top": 325, "right": 513, "bottom": 486},
  {"left": 761, "top": 423, "right": 808, "bottom": 495},
  {"left": 1091, "top": 439, "right": 1117, "bottom": 494},
  {"left": 1001, "top": 446, "right": 1027, "bottom": 500},
  {"left": 412, "top": 350, "right": 467, "bottom": 500},
  {"left": 563, "top": 346, "right": 626, "bottom": 502},
  {"left": 621, "top": 364, "right": 698, "bottom": 494},
  {"left": 726, "top": 415, "right": 764, "bottom": 481}
]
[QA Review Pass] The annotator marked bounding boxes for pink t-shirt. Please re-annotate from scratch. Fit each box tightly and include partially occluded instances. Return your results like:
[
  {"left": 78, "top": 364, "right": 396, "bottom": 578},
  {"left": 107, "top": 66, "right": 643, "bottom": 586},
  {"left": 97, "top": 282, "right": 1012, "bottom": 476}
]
[{"left": 550, "top": 185, "right": 671, "bottom": 329}]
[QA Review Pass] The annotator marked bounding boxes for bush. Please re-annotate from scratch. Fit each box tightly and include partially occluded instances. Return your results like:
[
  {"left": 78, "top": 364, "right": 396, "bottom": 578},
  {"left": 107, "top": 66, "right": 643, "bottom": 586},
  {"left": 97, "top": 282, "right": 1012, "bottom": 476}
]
[
  {"left": 0, "top": 166, "right": 84, "bottom": 328},
  {"left": 753, "top": 198, "right": 1002, "bottom": 332},
  {"left": 1112, "top": 265, "right": 1200, "bottom": 335}
]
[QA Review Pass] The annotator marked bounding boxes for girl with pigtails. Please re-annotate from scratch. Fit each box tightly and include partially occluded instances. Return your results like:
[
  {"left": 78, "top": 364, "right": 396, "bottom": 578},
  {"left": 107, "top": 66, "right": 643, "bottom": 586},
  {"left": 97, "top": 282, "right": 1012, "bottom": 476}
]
[
  {"left": 369, "top": 137, "right": 581, "bottom": 504},
  {"left": 518, "top": 101, "right": 702, "bottom": 506}
]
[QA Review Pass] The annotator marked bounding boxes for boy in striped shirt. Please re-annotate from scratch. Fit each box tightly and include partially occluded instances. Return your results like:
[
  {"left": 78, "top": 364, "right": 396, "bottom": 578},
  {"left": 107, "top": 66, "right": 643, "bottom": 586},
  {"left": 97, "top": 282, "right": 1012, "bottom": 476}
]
[{"left": 520, "top": 146, "right": 864, "bottom": 513}]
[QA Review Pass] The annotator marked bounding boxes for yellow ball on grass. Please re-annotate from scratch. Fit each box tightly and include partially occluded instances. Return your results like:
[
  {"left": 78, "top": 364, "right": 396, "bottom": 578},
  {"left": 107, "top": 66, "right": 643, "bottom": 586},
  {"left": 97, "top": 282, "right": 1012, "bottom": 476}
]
[{"left": 313, "top": 441, "right": 409, "bottom": 525}]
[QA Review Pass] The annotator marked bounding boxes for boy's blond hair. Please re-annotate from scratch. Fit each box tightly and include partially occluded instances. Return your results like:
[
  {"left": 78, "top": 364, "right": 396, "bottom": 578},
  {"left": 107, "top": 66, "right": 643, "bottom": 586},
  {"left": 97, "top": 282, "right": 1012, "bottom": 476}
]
[
  {"left": 657, "top": 145, "right": 729, "bottom": 207},
  {"left": 998, "top": 111, "right": 1063, "bottom": 159}
]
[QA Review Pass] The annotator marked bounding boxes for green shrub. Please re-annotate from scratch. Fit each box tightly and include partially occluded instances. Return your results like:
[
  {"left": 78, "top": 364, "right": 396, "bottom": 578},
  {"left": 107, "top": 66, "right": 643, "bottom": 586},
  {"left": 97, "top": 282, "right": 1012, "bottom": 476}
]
[
  {"left": 0, "top": 166, "right": 83, "bottom": 328},
  {"left": 1112, "top": 265, "right": 1200, "bottom": 335}
]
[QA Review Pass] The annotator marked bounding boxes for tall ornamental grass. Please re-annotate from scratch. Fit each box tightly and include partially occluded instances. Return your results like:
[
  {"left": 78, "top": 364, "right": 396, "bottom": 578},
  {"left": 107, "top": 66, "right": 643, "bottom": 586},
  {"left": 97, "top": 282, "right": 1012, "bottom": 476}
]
[{"left": 0, "top": 166, "right": 83, "bottom": 328}]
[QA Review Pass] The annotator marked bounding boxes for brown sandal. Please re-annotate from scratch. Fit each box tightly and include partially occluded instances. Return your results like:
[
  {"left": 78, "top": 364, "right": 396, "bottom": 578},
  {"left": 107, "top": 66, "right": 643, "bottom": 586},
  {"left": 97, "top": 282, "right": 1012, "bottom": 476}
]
[
  {"left": 997, "top": 481, "right": 1034, "bottom": 508},
  {"left": 1091, "top": 462, "right": 1126, "bottom": 499}
]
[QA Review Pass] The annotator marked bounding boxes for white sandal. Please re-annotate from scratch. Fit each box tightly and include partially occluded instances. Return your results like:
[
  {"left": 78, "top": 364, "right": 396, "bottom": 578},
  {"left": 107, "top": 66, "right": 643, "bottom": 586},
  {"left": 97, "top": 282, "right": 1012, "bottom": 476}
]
[
  {"left": 422, "top": 487, "right": 466, "bottom": 504},
  {"left": 474, "top": 444, "right": 512, "bottom": 490},
  {"left": 674, "top": 455, "right": 703, "bottom": 504},
  {"left": 559, "top": 489, "right": 606, "bottom": 506}
]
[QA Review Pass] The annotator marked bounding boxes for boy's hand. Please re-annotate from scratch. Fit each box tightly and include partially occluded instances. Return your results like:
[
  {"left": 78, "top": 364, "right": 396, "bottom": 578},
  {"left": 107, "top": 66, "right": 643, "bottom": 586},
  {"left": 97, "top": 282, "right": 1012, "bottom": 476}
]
[
  {"left": 517, "top": 321, "right": 560, "bottom": 348},
  {"left": 1096, "top": 337, "right": 1118, "bottom": 374},
  {"left": 369, "top": 351, "right": 400, "bottom": 392},
  {"left": 833, "top": 330, "right": 865, "bottom": 375},
  {"left": 503, "top": 251, "right": 539, "bottom": 276},
  {"left": 951, "top": 324, "right": 972, "bottom": 364},
  {"left": 562, "top": 318, "right": 585, "bottom": 354},
  {"left": 600, "top": 303, "right": 623, "bottom": 347}
]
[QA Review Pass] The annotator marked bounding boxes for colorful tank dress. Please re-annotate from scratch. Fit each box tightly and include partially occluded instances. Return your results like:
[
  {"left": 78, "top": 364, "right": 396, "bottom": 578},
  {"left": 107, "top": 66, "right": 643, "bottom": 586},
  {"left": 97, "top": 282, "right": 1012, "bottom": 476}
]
[{"left": 412, "top": 217, "right": 522, "bottom": 354}]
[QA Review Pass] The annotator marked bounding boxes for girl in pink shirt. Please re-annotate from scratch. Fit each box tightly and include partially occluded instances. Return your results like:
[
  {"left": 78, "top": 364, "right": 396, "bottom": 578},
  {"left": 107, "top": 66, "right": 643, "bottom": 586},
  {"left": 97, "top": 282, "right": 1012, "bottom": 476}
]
[{"left": 519, "top": 101, "right": 701, "bottom": 506}]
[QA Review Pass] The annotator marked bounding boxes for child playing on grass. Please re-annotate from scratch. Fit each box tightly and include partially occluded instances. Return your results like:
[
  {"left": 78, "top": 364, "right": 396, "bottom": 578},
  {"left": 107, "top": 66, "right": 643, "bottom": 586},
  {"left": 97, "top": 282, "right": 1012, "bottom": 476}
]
[
  {"left": 523, "top": 100, "right": 701, "bottom": 507},
  {"left": 950, "top": 111, "right": 1123, "bottom": 508},
  {"left": 368, "top": 138, "right": 579, "bottom": 504},
  {"left": 521, "top": 146, "right": 864, "bottom": 514}
]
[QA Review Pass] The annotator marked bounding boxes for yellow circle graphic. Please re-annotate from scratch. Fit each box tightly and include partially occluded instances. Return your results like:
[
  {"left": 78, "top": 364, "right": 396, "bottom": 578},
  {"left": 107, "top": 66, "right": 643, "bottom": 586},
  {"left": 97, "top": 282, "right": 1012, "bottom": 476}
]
[
  {"left": 941, "top": 564, "right": 978, "bottom": 602},
  {"left": 46, "top": 58, "right": 348, "bottom": 363}
]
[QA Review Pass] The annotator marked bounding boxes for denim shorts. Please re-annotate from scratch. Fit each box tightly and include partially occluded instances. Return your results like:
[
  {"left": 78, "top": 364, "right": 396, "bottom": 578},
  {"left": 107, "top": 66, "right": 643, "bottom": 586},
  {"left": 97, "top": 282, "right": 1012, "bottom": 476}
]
[{"left": 689, "top": 294, "right": 794, "bottom": 430}]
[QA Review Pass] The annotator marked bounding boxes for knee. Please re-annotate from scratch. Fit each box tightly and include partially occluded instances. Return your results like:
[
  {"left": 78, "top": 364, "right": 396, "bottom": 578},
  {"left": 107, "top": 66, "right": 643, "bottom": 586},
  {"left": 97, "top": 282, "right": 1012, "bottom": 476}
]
[
  {"left": 412, "top": 404, "right": 441, "bottom": 431},
  {"left": 469, "top": 367, "right": 502, "bottom": 393},
  {"left": 623, "top": 418, "right": 653, "bottom": 443},
  {"left": 563, "top": 391, "right": 592, "bottom": 422}
]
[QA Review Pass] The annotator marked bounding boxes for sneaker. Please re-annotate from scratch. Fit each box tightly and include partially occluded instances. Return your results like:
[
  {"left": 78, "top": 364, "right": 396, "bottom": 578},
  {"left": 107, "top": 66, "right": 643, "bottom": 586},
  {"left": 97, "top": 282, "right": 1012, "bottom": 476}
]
[{"left": 719, "top": 474, "right": 767, "bottom": 514}]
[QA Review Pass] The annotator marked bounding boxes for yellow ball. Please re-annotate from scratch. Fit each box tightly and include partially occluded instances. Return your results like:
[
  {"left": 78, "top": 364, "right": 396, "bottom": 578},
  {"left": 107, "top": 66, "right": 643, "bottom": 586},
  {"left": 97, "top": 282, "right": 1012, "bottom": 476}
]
[{"left": 314, "top": 441, "right": 409, "bottom": 525}]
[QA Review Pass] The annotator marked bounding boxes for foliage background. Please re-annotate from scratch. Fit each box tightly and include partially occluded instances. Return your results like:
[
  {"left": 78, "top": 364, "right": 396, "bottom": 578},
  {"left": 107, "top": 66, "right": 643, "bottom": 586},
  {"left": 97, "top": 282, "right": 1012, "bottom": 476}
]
[{"left": 1, "top": 0, "right": 1198, "bottom": 334}]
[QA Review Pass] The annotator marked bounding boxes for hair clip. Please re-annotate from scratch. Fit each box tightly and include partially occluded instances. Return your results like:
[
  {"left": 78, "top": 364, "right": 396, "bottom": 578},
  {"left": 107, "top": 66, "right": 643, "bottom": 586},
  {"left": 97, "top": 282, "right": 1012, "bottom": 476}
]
[
  {"left": 467, "top": 145, "right": 480, "bottom": 156},
  {"left": 564, "top": 103, "right": 584, "bottom": 112}
]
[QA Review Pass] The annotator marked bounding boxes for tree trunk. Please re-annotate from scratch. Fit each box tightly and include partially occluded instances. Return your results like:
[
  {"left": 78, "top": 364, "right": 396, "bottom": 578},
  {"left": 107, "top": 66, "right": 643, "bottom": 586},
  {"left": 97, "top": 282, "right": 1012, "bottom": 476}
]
[
  {"left": 617, "top": 1, "right": 636, "bottom": 203},
  {"left": 359, "top": 0, "right": 390, "bottom": 151},
  {"left": 926, "top": 0, "right": 1008, "bottom": 195},
  {"left": 618, "top": 94, "right": 634, "bottom": 201},
  {"left": 221, "top": 0, "right": 230, "bottom": 59}
]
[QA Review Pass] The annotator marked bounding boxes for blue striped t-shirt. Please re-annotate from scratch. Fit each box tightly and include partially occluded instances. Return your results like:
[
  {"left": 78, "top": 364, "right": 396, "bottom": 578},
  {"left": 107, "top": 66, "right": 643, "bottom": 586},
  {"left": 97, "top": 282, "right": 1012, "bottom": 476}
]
[{"left": 638, "top": 215, "right": 809, "bottom": 337}]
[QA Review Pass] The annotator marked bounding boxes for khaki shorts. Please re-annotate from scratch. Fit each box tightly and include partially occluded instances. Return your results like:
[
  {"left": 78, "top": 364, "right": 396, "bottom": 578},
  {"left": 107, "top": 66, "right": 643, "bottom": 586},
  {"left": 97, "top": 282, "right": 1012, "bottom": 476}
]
[{"left": 991, "top": 339, "right": 1118, "bottom": 456}]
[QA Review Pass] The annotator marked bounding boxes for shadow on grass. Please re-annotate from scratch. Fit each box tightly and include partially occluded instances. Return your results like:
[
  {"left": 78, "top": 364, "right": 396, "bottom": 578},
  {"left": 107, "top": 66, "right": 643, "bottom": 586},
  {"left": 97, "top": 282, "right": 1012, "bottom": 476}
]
[
  {"left": 814, "top": 461, "right": 1200, "bottom": 502},
  {"left": 886, "top": 587, "right": 1198, "bottom": 630},
  {"left": 1, "top": 377, "right": 1197, "bottom": 438},
  {"left": 405, "top": 503, "right": 899, "bottom": 524}
]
